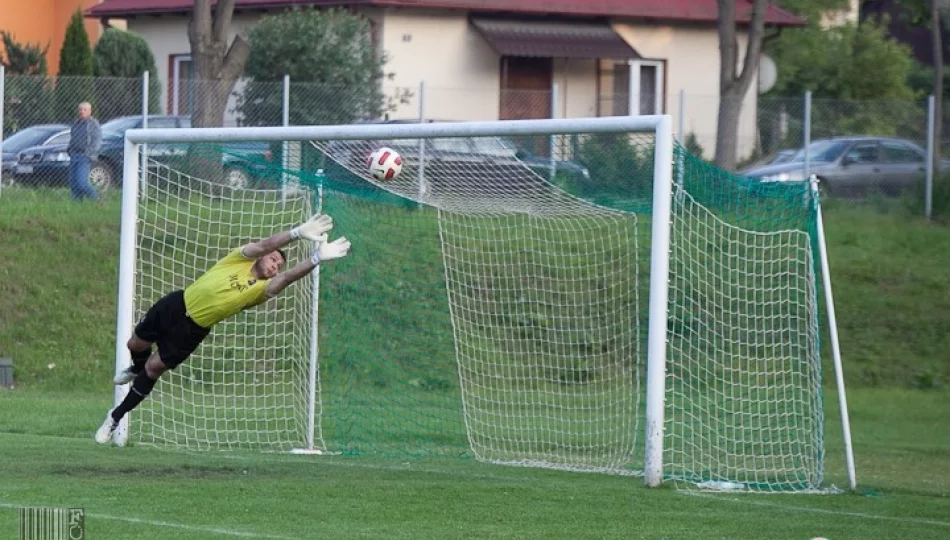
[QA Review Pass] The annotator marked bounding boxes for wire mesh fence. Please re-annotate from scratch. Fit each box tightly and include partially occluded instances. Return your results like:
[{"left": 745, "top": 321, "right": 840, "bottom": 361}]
[{"left": 1, "top": 72, "right": 948, "bottom": 217}]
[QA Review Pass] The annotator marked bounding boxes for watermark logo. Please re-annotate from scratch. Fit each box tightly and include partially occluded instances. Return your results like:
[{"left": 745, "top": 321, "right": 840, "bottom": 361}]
[{"left": 18, "top": 507, "right": 84, "bottom": 540}]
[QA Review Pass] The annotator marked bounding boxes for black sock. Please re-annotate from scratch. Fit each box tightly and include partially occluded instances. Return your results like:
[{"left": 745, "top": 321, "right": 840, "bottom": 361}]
[
  {"left": 112, "top": 372, "right": 157, "bottom": 422},
  {"left": 129, "top": 348, "right": 151, "bottom": 373}
]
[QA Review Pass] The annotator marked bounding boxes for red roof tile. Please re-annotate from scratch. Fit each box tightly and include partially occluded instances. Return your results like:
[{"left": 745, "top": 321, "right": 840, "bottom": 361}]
[{"left": 87, "top": 0, "right": 804, "bottom": 26}]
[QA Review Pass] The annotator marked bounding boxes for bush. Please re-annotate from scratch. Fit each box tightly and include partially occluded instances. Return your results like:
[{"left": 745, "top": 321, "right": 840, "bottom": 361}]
[
  {"left": 237, "top": 7, "right": 409, "bottom": 127},
  {"left": 1, "top": 32, "right": 53, "bottom": 134},
  {"left": 59, "top": 10, "right": 92, "bottom": 76},
  {"left": 906, "top": 173, "right": 950, "bottom": 223},
  {"left": 575, "top": 133, "right": 654, "bottom": 202},
  {"left": 684, "top": 132, "right": 705, "bottom": 159},
  {"left": 55, "top": 9, "right": 95, "bottom": 122},
  {"left": 92, "top": 28, "right": 162, "bottom": 118}
]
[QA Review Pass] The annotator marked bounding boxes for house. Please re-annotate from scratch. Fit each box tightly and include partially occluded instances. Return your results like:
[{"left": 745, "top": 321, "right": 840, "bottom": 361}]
[
  {"left": 0, "top": 0, "right": 114, "bottom": 74},
  {"left": 821, "top": 0, "right": 861, "bottom": 28},
  {"left": 85, "top": 0, "right": 804, "bottom": 160}
]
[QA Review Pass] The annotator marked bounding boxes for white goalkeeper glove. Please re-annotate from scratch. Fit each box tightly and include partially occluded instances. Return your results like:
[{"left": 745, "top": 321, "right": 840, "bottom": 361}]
[
  {"left": 291, "top": 213, "right": 333, "bottom": 241},
  {"left": 310, "top": 234, "right": 351, "bottom": 265}
]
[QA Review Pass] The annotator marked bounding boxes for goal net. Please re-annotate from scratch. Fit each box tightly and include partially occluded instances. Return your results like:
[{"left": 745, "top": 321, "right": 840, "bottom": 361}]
[
  {"left": 116, "top": 117, "right": 835, "bottom": 492},
  {"left": 128, "top": 156, "right": 318, "bottom": 450}
]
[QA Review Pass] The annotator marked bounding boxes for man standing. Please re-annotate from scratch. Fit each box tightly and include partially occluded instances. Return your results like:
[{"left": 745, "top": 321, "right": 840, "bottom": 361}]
[{"left": 66, "top": 101, "right": 102, "bottom": 201}]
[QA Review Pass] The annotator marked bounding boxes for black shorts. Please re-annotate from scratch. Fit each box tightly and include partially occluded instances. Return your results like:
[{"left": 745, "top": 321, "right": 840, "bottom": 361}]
[{"left": 134, "top": 290, "right": 210, "bottom": 369}]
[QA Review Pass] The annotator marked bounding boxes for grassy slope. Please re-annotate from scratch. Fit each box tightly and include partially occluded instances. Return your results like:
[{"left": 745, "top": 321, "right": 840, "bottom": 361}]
[
  {"left": 1, "top": 190, "right": 948, "bottom": 390},
  {"left": 819, "top": 200, "right": 950, "bottom": 387},
  {"left": 0, "top": 191, "right": 122, "bottom": 391}
]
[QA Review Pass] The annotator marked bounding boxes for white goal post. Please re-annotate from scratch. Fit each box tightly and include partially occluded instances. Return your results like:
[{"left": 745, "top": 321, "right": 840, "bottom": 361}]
[{"left": 114, "top": 115, "right": 855, "bottom": 491}]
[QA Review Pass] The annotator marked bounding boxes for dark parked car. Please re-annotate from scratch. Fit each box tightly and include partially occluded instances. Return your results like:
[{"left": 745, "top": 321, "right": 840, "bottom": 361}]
[
  {"left": 13, "top": 116, "right": 191, "bottom": 188},
  {"left": 13, "top": 115, "right": 274, "bottom": 189},
  {"left": 1, "top": 124, "right": 69, "bottom": 184},
  {"left": 741, "top": 137, "right": 950, "bottom": 197}
]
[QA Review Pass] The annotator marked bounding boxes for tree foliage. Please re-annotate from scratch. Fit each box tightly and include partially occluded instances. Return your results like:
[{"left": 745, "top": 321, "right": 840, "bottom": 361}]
[
  {"left": 92, "top": 28, "right": 162, "bottom": 119},
  {"left": 1, "top": 32, "right": 52, "bottom": 134},
  {"left": 94, "top": 28, "right": 158, "bottom": 78},
  {"left": 766, "top": 18, "right": 917, "bottom": 100},
  {"left": 775, "top": 0, "right": 849, "bottom": 24},
  {"left": 56, "top": 9, "right": 95, "bottom": 122},
  {"left": 757, "top": 2, "right": 922, "bottom": 158},
  {"left": 237, "top": 7, "right": 408, "bottom": 127},
  {"left": 0, "top": 31, "right": 48, "bottom": 75},
  {"left": 890, "top": 0, "right": 950, "bottom": 207},
  {"left": 59, "top": 9, "right": 93, "bottom": 76}
]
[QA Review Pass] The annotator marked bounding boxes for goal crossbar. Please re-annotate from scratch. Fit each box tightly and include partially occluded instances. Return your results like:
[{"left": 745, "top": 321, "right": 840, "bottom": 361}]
[{"left": 123, "top": 116, "right": 672, "bottom": 144}]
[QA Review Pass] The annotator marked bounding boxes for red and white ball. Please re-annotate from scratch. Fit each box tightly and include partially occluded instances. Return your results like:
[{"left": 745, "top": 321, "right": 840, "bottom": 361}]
[{"left": 367, "top": 147, "right": 403, "bottom": 181}]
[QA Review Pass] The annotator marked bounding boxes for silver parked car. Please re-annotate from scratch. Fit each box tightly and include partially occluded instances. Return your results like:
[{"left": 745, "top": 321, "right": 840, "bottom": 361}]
[{"left": 741, "top": 137, "right": 949, "bottom": 197}]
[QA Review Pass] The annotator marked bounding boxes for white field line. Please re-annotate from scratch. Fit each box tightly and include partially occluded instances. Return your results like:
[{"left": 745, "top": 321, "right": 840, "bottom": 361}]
[
  {"left": 685, "top": 492, "right": 950, "bottom": 529},
  {"left": 4, "top": 433, "right": 949, "bottom": 531},
  {"left": 0, "top": 501, "right": 296, "bottom": 539}
]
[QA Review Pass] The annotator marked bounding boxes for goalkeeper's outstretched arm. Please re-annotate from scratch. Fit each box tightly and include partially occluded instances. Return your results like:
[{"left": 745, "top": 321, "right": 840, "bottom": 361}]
[
  {"left": 241, "top": 214, "right": 334, "bottom": 259},
  {"left": 265, "top": 235, "right": 352, "bottom": 297}
]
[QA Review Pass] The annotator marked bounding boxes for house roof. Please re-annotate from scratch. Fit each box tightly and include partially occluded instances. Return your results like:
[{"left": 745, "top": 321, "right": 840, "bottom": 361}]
[
  {"left": 471, "top": 19, "right": 640, "bottom": 59},
  {"left": 86, "top": 0, "right": 805, "bottom": 27}
]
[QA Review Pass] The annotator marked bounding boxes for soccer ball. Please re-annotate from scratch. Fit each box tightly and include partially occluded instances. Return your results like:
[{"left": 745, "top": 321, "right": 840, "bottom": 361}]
[{"left": 367, "top": 147, "right": 403, "bottom": 181}]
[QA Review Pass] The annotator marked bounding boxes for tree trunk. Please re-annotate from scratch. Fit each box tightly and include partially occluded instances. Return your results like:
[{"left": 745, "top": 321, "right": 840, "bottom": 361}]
[
  {"left": 186, "top": 0, "right": 250, "bottom": 189},
  {"left": 188, "top": 0, "right": 250, "bottom": 128},
  {"left": 715, "top": 0, "right": 767, "bottom": 171},
  {"left": 932, "top": 0, "right": 943, "bottom": 180},
  {"left": 716, "top": 90, "right": 745, "bottom": 170}
]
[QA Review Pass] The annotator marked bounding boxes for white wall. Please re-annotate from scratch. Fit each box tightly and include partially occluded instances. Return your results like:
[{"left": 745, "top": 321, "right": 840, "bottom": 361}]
[
  {"left": 821, "top": 0, "right": 861, "bottom": 29},
  {"left": 379, "top": 9, "right": 500, "bottom": 121},
  {"left": 612, "top": 22, "right": 759, "bottom": 162},
  {"left": 128, "top": 14, "right": 262, "bottom": 125},
  {"left": 381, "top": 10, "right": 605, "bottom": 124},
  {"left": 553, "top": 58, "right": 599, "bottom": 119}
]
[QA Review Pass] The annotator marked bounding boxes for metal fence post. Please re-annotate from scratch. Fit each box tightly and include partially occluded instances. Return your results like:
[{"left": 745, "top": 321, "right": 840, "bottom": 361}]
[
  {"left": 140, "top": 71, "right": 149, "bottom": 200},
  {"left": 804, "top": 91, "right": 812, "bottom": 183},
  {"left": 417, "top": 80, "right": 427, "bottom": 200},
  {"left": 926, "top": 94, "right": 935, "bottom": 220},
  {"left": 678, "top": 89, "right": 686, "bottom": 143},
  {"left": 549, "top": 82, "right": 559, "bottom": 183},
  {"left": 1, "top": 65, "right": 5, "bottom": 199},
  {"left": 281, "top": 74, "right": 290, "bottom": 205},
  {"left": 675, "top": 89, "right": 685, "bottom": 198}
]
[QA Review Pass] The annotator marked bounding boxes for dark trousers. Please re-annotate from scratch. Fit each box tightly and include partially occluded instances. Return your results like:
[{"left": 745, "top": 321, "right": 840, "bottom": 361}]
[{"left": 68, "top": 154, "right": 98, "bottom": 201}]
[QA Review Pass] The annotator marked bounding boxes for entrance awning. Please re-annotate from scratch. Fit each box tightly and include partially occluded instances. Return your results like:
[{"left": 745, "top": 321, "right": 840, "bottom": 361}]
[{"left": 471, "top": 18, "right": 640, "bottom": 59}]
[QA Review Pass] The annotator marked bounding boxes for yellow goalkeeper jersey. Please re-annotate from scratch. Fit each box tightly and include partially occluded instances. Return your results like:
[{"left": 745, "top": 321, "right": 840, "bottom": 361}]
[{"left": 183, "top": 247, "right": 271, "bottom": 328}]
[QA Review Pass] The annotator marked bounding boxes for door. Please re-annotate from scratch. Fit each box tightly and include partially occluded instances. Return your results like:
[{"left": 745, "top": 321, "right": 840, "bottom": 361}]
[
  {"left": 878, "top": 140, "right": 926, "bottom": 195},
  {"left": 172, "top": 56, "right": 194, "bottom": 116},
  {"left": 500, "top": 56, "right": 552, "bottom": 156},
  {"left": 827, "top": 141, "right": 884, "bottom": 195},
  {"left": 500, "top": 56, "right": 552, "bottom": 121},
  {"left": 601, "top": 60, "right": 664, "bottom": 116},
  {"left": 637, "top": 63, "right": 660, "bottom": 115}
]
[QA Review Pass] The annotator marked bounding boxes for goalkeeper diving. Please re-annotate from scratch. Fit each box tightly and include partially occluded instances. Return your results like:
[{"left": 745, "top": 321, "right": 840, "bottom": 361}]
[{"left": 95, "top": 213, "right": 350, "bottom": 445}]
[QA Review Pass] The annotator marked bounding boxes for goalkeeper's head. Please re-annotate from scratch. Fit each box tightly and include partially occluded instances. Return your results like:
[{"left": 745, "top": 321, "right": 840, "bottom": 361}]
[{"left": 253, "top": 249, "right": 287, "bottom": 279}]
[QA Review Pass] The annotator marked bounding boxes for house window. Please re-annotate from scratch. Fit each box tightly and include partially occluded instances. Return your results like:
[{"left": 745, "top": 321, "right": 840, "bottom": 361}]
[
  {"left": 170, "top": 55, "right": 193, "bottom": 116},
  {"left": 634, "top": 61, "right": 663, "bottom": 115},
  {"left": 600, "top": 59, "right": 665, "bottom": 116},
  {"left": 611, "top": 62, "right": 630, "bottom": 116}
]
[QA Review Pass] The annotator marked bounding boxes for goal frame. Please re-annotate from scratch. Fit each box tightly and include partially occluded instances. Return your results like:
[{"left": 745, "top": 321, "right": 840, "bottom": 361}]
[{"left": 114, "top": 115, "right": 855, "bottom": 490}]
